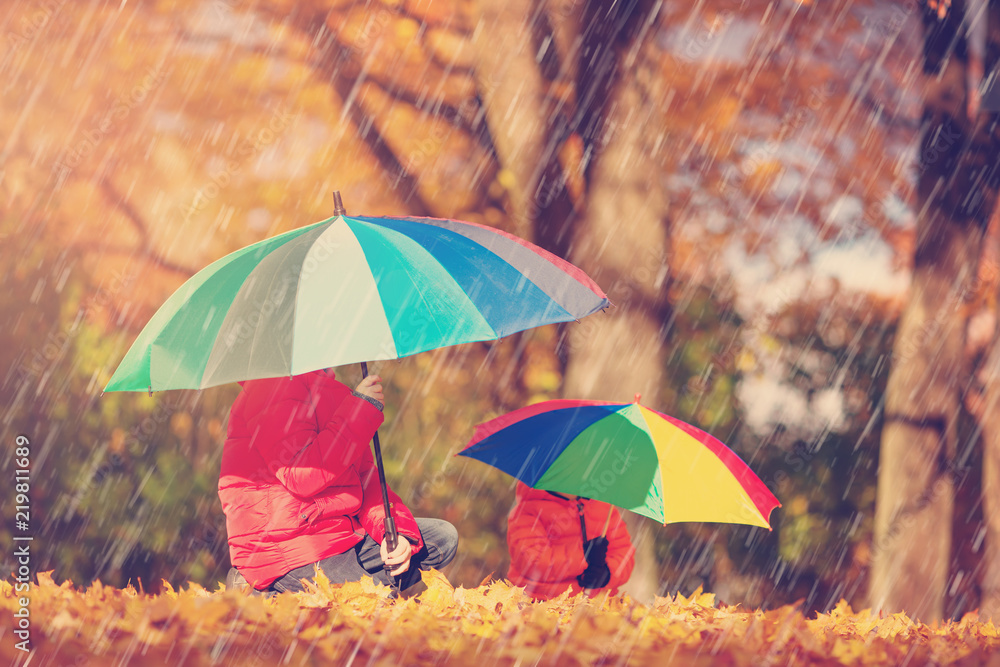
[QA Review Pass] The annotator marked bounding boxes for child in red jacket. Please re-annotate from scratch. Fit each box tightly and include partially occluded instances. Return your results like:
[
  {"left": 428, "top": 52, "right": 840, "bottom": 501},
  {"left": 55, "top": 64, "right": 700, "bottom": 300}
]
[
  {"left": 506, "top": 482, "right": 635, "bottom": 599},
  {"left": 220, "top": 369, "right": 457, "bottom": 594}
]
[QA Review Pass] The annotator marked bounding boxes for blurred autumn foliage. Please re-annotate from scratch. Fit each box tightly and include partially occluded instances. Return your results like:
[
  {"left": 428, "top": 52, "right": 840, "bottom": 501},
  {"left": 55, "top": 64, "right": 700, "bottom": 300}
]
[
  {"left": 2, "top": 0, "right": 997, "bottom": 640},
  {"left": 5, "top": 569, "right": 1000, "bottom": 665}
]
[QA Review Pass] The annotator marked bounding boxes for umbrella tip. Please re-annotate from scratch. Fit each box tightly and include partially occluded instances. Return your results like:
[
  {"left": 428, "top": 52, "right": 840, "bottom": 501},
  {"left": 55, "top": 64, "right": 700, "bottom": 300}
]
[
  {"left": 332, "top": 191, "right": 346, "bottom": 216},
  {"left": 633, "top": 393, "right": 641, "bottom": 404}
]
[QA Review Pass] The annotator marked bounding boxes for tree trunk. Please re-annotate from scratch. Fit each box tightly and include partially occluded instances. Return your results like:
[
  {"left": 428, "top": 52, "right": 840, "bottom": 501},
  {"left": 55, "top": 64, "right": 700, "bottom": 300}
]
[
  {"left": 563, "top": 2, "right": 669, "bottom": 604},
  {"left": 870, "top": 0, "right": 997, "bottom": 621},
  {"left": 970, "top": 0, "right": 1000, "bottom": 622},
  {"left": 982, "top": 327, "right": 1000, "bottom": 620},
  {"left": 471, "top": 0, "right": 555, "bottom": 241},
  {"left": 870, "top": 227, "right": 976, "bottom": 621}
]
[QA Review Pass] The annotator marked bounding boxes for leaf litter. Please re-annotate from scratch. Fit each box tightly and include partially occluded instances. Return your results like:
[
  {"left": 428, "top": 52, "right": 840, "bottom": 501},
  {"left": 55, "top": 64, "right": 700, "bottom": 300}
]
[{"left": 4, "top": 570, "right": 1000, "bottom": 665}]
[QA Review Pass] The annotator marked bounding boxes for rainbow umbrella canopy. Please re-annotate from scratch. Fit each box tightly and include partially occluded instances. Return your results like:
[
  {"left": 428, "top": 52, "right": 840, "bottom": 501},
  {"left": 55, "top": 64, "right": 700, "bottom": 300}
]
[
  {"left": 459, "top": 398, "right": 780, "bottom": 529},
  {"left": 105, "top": 195, "right": 609, "bottom": 393}
]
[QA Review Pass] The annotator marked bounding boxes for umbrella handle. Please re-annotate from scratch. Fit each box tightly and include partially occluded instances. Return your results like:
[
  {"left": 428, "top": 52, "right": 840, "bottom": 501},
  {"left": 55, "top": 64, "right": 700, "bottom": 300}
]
[{"left": 360, "top": 361, "right": 399, "bottom": 555}]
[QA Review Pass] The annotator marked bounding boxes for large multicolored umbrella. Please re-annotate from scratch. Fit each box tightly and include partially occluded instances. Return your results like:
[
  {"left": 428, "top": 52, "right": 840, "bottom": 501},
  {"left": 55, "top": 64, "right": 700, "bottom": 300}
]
[
  {"left": 459, "top": 397, "right": 780, "bottom": 529},
  {"left": 105, "top": 192, "right": 609, "bottom": 549},
  {"left": 105, "top": 195, "right": 608, "bottom": 393}
]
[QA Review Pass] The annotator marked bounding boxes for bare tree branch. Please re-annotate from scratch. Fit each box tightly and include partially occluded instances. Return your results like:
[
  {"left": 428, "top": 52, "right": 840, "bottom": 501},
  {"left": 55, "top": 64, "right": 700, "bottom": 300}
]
[{"left": 97, "top": 176, "right": 196, "bottom": 277}]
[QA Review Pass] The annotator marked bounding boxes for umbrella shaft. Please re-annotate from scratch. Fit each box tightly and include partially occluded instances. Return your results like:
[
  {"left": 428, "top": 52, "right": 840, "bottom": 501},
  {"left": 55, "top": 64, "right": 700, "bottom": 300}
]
[
  {"left": 372, "top": 430, "right": 398, "bottom": 551},
  {"left": 361, "top": 361, "right": 399, "bottom": 552}
]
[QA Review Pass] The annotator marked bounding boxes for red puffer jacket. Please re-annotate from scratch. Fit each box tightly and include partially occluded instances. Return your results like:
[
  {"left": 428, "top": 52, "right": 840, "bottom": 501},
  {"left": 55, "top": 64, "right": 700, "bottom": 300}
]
[
  {"left": 506, "top": 482, "right": 635, "bottom": 599},
  {"left": 219, "top": 368, "right": 423, "bottom": 590}
]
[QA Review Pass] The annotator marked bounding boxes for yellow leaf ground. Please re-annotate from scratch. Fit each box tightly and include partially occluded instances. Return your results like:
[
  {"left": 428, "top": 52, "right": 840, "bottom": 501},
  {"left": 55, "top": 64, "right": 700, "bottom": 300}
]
[{"left": 3, "top": 571, "right": 1000, "bottom": 665}]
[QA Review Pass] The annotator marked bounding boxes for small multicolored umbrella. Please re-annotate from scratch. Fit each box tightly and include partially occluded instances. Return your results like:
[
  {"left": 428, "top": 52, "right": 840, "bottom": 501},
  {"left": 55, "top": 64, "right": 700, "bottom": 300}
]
[{"left": 459, "top": 397, "right": 780, "bottom": 529}]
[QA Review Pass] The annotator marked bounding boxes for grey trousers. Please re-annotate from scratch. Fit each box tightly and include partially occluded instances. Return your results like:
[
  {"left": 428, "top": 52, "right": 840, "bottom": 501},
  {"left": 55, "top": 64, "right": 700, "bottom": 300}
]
[{"left": 269, "top": 518, "right": 458, "bottom": 593}]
